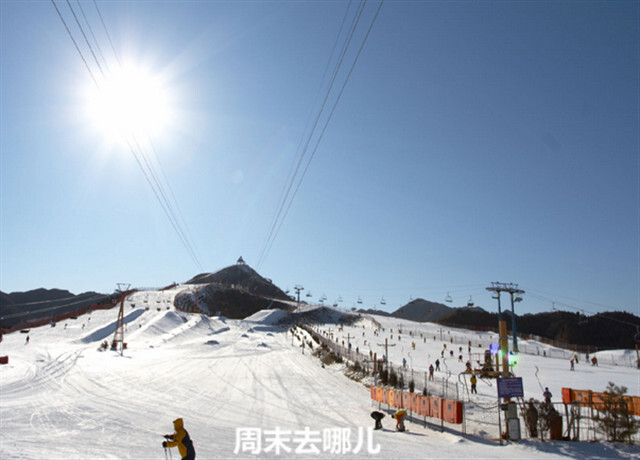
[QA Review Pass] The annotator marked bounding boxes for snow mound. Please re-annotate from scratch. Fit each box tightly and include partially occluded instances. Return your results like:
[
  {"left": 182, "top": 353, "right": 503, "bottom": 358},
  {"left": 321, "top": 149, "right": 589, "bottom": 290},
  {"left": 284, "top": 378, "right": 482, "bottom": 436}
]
[{"left": 245, "top": 308, "right": 292, "bottom": 324}]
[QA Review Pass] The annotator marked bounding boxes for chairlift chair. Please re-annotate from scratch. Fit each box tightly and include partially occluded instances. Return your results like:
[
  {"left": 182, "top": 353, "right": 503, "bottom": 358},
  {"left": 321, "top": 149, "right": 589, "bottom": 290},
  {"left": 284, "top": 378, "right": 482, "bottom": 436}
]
[
  {"left": 380, "top": 297, "right": 386, "bottom": 305},
  {"left": 357, "top": 296, "right": 363, "bottom": 304},
  {"left": 445, "top": 292, "right": 453, "bottom": 303},
  {"left": 467, "top": 296, "right": 474, "bottom": 307}
]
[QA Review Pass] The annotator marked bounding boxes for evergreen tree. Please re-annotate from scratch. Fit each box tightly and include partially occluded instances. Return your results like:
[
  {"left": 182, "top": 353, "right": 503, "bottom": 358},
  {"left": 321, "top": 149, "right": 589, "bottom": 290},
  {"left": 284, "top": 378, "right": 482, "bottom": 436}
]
[{"left": 593, "top": 382, "right": 639, "bottom": 443}]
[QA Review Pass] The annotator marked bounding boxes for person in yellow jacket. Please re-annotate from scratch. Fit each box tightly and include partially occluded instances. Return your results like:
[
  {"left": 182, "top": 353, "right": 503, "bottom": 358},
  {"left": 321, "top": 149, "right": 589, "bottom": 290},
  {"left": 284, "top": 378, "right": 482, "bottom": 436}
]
[
  {"left": 163, "top": 418, "right": 196, "bottom": 460},
  {"left": 391, "top": 409, "right": 407, "bottom": 432},
  {"left": 470, "top": 374, "right": 478, "bottom": 394}
]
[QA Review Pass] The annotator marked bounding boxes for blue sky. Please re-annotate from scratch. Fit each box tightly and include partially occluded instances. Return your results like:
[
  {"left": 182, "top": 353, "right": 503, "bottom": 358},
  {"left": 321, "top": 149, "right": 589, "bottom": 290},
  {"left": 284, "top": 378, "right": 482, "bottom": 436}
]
[{"left": 1, "top": 1, "right": 638, "bottom": 317}]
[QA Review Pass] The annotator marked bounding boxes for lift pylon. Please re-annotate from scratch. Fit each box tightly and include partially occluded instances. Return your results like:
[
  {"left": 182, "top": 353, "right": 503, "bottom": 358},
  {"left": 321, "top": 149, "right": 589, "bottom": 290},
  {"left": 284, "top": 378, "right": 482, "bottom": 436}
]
[{"left": 112, "top": 283, "right": 130, "bottom": 354}]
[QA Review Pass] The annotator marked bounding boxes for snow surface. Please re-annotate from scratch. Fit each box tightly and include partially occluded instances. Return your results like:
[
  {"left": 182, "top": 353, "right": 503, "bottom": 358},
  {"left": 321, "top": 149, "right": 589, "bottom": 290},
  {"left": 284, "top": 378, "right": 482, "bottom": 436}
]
[{"left": 1, "top": 287, "right": 639, "bottom": 459}]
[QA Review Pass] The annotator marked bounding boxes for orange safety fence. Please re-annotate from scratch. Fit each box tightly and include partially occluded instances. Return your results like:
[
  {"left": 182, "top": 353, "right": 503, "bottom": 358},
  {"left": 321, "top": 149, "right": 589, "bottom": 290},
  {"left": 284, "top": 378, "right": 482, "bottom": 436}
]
[
  {"left": 430, "top": 397, "right": 443, "bottom": 420},
  {"left": 443, "top": 399, "right": 463, "bottom": 424},
  {"left": 561, "top": 387, "right": 640, "bottom": 416},
  {"left": 369, "top": 386, "right": 463, "bottom": 424},
  {"left": 410, "top": 393, "right": 420, "bottom": 414},
  {"left": 388, "top": 389, "right": 396, "bottom": 408},
  {"left": 402, "top": 391, "right": 411, "bottom": 411}
]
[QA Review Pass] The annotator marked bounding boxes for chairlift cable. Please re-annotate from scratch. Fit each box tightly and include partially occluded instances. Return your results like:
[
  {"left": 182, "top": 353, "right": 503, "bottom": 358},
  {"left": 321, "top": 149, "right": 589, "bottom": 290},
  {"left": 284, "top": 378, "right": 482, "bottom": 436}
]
[{"left": 259, "top": 1, "right": 384, "bottom": 267}]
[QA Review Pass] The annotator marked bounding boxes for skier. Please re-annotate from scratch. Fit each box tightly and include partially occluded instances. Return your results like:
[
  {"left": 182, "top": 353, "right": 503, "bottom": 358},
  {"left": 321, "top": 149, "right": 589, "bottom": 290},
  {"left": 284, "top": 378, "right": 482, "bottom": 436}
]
[
  {"left": 392, "top": 409, "right": 407, "bottom": 432},
  {"left": 470, "top": 374, "right": 477, "bottom": 394},
  {"left": 591, "top": 356, "right": 598, "bottom": 366},
  {"left": 428, "top": 364, "right": 434, "bottom": 381},
  {"left": 543, "top": 387, "right": 552, "bottom": 404},
  {"left": 163, "top": 418, "right": 196, "bottom": 460},
  {"left": 435, "top": 359, "right": 440, "bottom": 371},
  {"left": 370, "top": 411, "right": 385, "bottom": 430},
  {"left": 570, "top": 359, "right": 575, "bottom": 371}
]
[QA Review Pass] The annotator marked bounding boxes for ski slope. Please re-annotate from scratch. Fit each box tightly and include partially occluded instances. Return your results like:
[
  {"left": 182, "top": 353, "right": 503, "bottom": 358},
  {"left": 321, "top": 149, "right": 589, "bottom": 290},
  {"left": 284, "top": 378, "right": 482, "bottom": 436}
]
[{"left": 1, "top": 288, "right": 639, "bottom": 459}]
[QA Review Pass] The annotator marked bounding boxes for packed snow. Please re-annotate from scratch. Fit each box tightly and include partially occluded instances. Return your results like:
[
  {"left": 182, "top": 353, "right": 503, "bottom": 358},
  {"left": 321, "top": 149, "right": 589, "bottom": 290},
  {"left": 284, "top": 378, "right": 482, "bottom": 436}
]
[{"left": 1, "top": 287, "right": 639, "bottom": 459}]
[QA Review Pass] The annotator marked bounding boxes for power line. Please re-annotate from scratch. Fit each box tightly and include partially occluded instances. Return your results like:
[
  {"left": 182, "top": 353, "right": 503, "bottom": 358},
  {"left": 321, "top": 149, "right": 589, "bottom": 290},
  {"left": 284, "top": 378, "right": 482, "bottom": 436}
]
[
  {"left": 257, "top": 0, "right": 384, "bottom": 269},
  {"left": 50, "top": 0, "right": 204, "bottom": 272},
  {"left": 92, "top": 0, "right": 121, "bottom": 67},
  {"left": 51, "top": 0, "right": 98, "bottom": 87},
  {"left": 64, "top": 0, "right": 105, "bottom": 79}
]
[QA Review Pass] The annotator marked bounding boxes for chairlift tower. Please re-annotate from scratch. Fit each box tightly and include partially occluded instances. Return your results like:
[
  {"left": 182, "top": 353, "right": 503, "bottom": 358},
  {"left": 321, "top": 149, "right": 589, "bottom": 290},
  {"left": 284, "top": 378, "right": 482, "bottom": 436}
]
[
  {"left": 112, "top": 283, "right": 130, "bottom": 354},
  {"left": 486, "top": 282, "right": 525, "bottom": 354},
  {"left": 294, "top": 285, "right": 304, "bottom": 312}
]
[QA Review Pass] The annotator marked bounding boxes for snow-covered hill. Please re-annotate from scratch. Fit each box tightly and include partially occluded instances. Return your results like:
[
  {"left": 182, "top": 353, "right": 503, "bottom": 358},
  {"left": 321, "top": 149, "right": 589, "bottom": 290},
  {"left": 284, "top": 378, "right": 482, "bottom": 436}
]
[{"left": 1, "top": 286, "right": 639, "bottom": 459}]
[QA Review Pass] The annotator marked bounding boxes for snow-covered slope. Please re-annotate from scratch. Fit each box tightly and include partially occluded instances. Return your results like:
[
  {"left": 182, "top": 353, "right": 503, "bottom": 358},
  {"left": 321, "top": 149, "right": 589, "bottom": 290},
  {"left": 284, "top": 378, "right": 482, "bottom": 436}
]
[{"left": 1, "top": 291, "right": 639, "bottom": 459}]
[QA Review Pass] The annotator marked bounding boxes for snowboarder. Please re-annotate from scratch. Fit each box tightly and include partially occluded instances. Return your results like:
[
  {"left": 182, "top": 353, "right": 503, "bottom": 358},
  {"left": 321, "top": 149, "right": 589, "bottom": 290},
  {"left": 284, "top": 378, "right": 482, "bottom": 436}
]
[
  {"left": 370, "top": 411, "right": 385, "bottom": 430},
  {"left": 392, "top": 409, "right": 407, "bottom": 432},
  {"left": 163, "top": 418, "right": 196, "bottom": 460},
  {"left": 470, "top": 374, "right": 477, "bottom": 394},
  {"left": 543, "top": 387, "right": 552, "bottom": 404},
  {"left": 435, "top": 359, "right": 440, "bottom": 371}
]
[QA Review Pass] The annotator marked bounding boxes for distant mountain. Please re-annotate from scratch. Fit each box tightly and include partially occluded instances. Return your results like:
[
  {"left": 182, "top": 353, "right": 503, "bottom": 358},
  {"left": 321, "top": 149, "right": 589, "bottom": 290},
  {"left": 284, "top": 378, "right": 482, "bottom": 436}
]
[
  {"left": 435, "top": 308, "right": 640, "bottom": 350},
  {"left": 176, "top": 260, "right": 292, "bottom": 319},
  {"left": 6, "top": 288, "right": 75, "bottom": 305},
  {"left": 391, "top": 298, "right": 454, "bottom": 322},
  {"left": 0, "top": 288, "right": 115, "bottom": 331},
  {"left": 185, "top": 260, "right": 289, "bottom": 301}
]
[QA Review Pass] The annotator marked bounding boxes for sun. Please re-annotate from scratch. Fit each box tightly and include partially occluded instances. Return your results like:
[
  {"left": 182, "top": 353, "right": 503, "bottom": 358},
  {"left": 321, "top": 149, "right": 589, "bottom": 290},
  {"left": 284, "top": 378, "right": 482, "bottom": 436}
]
[{"left": 85, "top": 63, "right": 172, "bottom": 143}]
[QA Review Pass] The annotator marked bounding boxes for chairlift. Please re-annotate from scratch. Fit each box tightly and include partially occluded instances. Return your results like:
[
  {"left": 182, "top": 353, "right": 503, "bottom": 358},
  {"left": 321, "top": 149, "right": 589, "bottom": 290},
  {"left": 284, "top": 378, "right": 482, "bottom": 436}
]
[
  {"left": 445, "top": 292, "right": 453, "bottom": 303},
  {"left": 380, "top": 297, "right": 386, "bottom": 305},
  {"left": 467, "top": 296, "right": 474, "bottom": 307},
  {"left": 357, "top": 296, "right": 363, "bottom": 304},
  {"left": 338, "top": 296, "right": 343, "bottom": 303},
  {"left": 306, "top": 291, "right": 312, "bottom": 298}
]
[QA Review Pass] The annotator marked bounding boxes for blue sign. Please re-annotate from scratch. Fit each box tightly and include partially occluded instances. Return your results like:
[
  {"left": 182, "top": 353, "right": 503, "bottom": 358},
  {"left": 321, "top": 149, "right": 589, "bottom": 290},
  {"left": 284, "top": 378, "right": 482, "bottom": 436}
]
[{"left": 497, "top": 377, "right": 524, "bottom": 398}]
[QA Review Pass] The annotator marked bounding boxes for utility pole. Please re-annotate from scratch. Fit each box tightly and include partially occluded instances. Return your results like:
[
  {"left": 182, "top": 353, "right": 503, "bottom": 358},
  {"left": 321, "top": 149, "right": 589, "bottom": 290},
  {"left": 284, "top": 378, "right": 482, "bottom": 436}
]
[{"left": 294, "top": 285, "right": 304, "bottom": 312}]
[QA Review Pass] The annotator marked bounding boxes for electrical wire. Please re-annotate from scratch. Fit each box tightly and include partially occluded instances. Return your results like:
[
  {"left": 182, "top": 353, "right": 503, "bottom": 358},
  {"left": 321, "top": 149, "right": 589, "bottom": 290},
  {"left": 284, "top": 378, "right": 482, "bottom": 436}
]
[
  {"left": 50, "top": 0, "right": 204, "bottom": 272},
  {"left": 257, "top": 0, "right": 384, "bottom": 268},
  {"left": 51, "top": 0, "right": 98, "bottom": 86}
]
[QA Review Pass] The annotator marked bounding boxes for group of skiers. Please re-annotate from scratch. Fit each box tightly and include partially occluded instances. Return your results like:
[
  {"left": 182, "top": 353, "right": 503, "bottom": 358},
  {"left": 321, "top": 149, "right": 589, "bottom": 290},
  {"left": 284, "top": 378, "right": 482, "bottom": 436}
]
[{"left": 570, "top": 353, "right": 598, "bottom": 370}]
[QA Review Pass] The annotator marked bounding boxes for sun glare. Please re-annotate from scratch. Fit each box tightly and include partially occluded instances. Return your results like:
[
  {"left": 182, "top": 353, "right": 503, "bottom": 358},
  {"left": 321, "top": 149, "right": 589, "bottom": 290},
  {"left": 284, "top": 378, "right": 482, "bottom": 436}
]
[{"left": 86, "top": 64, "right": 171, "bottom": 143}]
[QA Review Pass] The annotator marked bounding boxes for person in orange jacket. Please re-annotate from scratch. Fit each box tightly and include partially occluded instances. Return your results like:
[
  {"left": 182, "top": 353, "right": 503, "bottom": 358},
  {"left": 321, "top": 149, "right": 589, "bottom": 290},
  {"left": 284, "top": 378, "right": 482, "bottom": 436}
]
[{"left": 163, "top": 418, "right": 196, "bottom": 460}]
